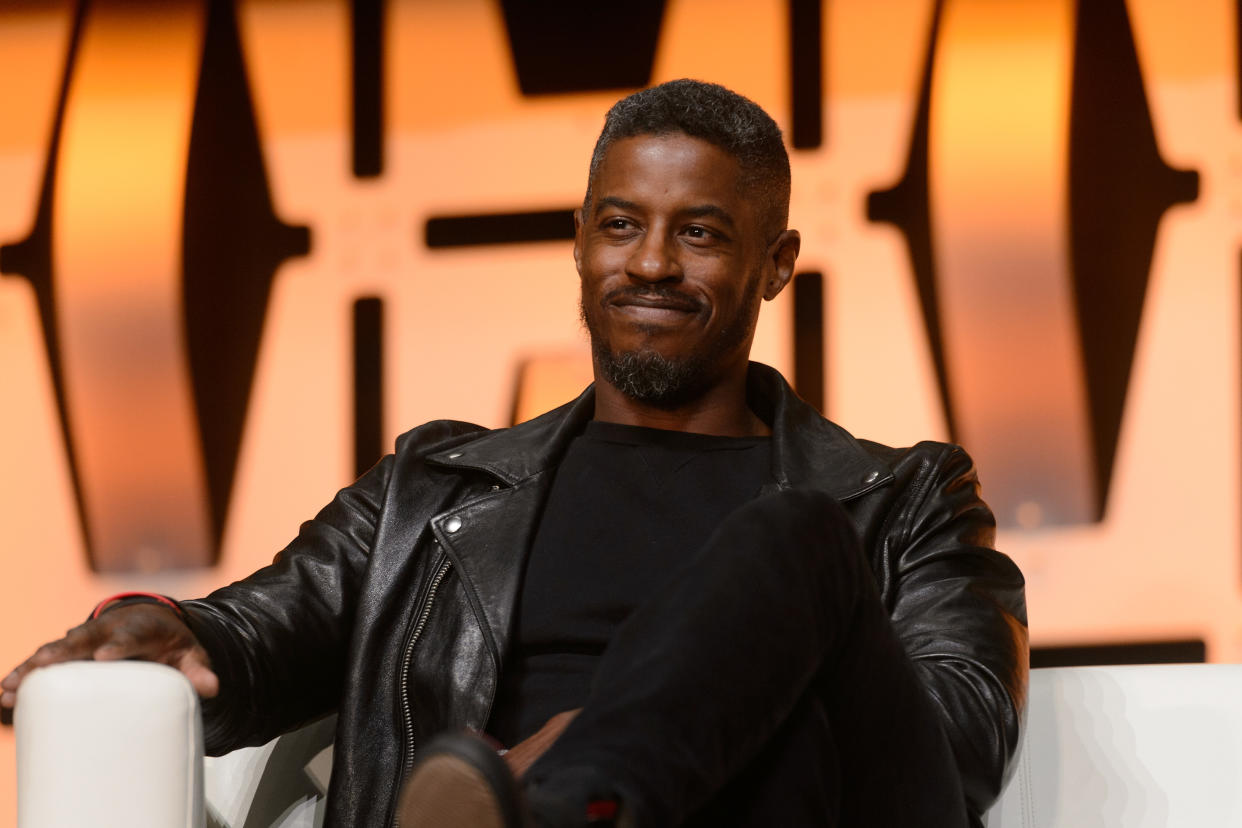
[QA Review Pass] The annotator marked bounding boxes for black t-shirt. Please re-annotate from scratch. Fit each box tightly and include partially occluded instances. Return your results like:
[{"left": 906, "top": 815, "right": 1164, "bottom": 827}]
[{"left": 487, "top": 420, "right": 774, "bottom": 747}]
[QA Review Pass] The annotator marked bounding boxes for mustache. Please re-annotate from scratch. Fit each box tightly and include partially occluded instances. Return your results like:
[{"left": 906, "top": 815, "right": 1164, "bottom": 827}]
[{"left": 602, "top": 285, "right": 704, "bottom": 312}]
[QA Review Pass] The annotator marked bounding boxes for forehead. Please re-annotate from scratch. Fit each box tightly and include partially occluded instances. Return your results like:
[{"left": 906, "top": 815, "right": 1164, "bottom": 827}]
[{"left": 590, "top": 133, "right": 749, "bottom": 214}]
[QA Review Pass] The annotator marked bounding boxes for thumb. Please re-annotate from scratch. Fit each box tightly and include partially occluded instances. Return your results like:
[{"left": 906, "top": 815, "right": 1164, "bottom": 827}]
[{"left": 176, "top": 647, "right": 219, "bottom": 699}]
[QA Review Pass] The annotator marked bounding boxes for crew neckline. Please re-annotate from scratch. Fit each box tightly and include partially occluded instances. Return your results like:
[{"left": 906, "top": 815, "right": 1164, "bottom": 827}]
[{"left": 584, "top": 419, "right": 770, "bottom": 449}]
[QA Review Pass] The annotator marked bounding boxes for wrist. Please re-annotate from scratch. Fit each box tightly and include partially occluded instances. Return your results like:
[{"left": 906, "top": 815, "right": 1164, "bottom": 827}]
[{"left": 90, "top": 592, "right": 187, "bottom": 623}]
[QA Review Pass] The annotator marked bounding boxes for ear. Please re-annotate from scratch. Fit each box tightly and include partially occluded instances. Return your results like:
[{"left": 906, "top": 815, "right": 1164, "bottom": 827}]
[
  {"left": 573, "top": 208, "right": 586, "bottom": 274},
  {"left": 762, "top": 229, "right": 800, "bottom": 301}
]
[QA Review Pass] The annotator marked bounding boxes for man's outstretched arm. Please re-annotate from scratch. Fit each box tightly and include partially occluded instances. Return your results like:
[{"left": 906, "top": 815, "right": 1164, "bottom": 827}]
[{"left": 2, "top": 446, "right": 398, "bottom": 735}]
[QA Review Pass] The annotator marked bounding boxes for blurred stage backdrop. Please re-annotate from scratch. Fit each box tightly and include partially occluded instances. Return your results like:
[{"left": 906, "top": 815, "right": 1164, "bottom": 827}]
[{"left": 0, "top": 0, "right": 1238, "bottom": 819}]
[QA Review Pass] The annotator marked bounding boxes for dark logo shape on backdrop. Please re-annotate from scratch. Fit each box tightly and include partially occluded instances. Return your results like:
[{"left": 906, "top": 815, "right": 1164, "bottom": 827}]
[
  {"left": 0, "top": 0, "right": 1211, "bottom": 571},
  {"left": 869, "top": 0, "right": 1198, "bottom": 521}
]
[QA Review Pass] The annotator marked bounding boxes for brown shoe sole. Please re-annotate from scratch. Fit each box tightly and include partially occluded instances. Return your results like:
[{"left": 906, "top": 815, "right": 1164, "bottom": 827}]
[{"left": 398, "top": 734, "right": 526, "bottom": 828}]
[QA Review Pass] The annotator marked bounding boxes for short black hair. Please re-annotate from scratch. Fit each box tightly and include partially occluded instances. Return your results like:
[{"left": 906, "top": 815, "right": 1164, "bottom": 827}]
[{"left": 584, "top": 79, "right": 791, "bottom": 240}]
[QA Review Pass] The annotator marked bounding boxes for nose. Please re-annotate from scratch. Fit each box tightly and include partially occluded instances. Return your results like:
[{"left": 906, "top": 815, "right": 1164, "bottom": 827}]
[{"left": 626, "top": 229, "right": 682, "bottom": 284}]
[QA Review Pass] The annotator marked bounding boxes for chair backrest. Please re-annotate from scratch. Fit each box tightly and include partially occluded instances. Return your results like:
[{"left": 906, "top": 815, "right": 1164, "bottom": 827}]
[
  {"left": 984, "top": 664, "right": 1242, "bottom": 827},
  {"left": 203, "top": 713, "right": 334, "bottom": 828},
  {"left": 15, "top": 661, "right": 333, "bottom": 828}
]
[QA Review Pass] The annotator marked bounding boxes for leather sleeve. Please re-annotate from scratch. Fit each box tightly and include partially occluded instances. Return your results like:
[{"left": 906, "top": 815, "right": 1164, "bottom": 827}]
[
  {"left": 882, "top": 442, "right": 1028, "bottom": 817},
  {"left": 180, "top": 453, "right": 395, "bottom": 754}
]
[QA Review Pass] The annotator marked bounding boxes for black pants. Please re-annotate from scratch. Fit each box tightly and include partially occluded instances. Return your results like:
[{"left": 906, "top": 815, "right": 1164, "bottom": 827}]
[{"left": 525, "top": 489, "right": 968, "bottom": 827}]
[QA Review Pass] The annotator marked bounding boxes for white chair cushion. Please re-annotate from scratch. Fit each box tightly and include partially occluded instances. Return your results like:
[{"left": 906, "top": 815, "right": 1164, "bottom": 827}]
[{"left": 985, "top": 664, "right": 1242, "bottom": 827}]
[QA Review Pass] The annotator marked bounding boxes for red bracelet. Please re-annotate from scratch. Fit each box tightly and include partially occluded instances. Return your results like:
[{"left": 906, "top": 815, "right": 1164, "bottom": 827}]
[{"left": 90, "top": 592, "right": 184, "bottom": 621}]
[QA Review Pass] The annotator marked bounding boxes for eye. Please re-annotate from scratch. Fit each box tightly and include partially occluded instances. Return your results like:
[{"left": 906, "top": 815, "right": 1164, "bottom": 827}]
[
  {"left": 682, "top": 224, "right": 723, "bottom": 244},
  {"left": 598, "top": 216, "right": 637, "bottom": 236}
]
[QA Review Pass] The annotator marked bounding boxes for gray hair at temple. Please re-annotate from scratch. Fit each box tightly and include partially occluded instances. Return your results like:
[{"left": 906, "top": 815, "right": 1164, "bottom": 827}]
[{"left": 583, "top": 79, "right": 792, "bottom": 242}]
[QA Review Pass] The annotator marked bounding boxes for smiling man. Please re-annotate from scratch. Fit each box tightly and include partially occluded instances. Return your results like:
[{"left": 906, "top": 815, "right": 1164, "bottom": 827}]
[
  {"left": 576, "top": 125, "right": 796, "bottom": 425},
  {"left": 2, "top": 80, "right": 1027, "bottom": 828}
]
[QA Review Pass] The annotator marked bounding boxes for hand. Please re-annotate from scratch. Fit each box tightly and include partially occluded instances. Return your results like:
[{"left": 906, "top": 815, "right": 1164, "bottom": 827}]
[
  {"left": 502, "top": 708, "right": 581, "bottom": 778},
  {"left": 0, "top": 603, "right": 219, "bottom": 718}
]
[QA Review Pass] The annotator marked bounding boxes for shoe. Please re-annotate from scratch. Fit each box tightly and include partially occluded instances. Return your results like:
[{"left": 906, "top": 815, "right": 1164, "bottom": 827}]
[
  {"left": 397, "top": 731, "right": 626, "bottom": 828},
  {"left": 398, "top": 731, "right": 528, "bottom": 828}
]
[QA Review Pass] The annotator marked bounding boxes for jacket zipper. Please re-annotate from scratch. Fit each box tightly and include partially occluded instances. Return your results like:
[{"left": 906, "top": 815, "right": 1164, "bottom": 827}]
[{"left": 392, "top": 551, "right": 452, "bottom": 828}]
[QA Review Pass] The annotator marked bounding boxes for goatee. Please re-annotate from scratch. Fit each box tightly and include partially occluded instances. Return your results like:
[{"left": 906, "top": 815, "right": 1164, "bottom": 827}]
[
  {"left": 590, "top": 343, "right": 715, "bottom": 411},
  {"left": 580, "top": 274, "right": 761, "bottom": 410}
]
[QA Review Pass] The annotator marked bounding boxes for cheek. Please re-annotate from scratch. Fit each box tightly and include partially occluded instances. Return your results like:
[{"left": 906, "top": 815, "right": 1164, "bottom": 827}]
[
  {"left": 583, "top": 245, "right": 620, "bottom": 272},
  {"left": 706, "top": 274, "right": 748, "bottom": 308},
  {"left": 580, "top": 250, "right": 623, "bottom": 289},
  {"left": 577, "top": 269, "right": 610, "bottom": 311},
  {"left": 708, "top": 278, "right": 762, "bottom": 325}
]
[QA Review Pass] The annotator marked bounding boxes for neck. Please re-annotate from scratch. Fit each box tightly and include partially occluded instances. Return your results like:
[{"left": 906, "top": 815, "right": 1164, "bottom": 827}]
[{"left": 592, "top": 369, "right": 769, "bottom": 437}]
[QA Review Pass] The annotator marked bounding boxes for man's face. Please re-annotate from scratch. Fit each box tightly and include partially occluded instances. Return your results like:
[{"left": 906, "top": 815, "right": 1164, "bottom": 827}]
[{"left": 575, "top": 133, "right": 793, "bottom": 408}]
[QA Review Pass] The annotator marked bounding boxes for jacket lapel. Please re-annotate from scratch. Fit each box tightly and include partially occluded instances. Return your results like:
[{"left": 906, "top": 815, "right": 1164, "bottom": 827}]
[
  {"left": 431, "top": 479, "right": 549, "bottom": 668},
  {"left": 422, "top": 364, "right": 894, "bottom": 671},
  {"left": 748, "top": 363, "right": 894, "bottom": 500},
  {"left": 425, "top": 387, "right": 596, "bottom": 669}
]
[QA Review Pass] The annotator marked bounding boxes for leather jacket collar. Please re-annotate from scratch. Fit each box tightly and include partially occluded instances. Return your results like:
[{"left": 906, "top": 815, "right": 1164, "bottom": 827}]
[{"left": 425, "top": 362, "right": 893, "bottom": 501}]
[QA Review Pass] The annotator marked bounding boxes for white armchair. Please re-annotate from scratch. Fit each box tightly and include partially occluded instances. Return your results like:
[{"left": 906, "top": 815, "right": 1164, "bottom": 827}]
[
  {"left": 15, "top": 661, "right": 332, "bottom": 827},
  {"left": 15, "top": 662, "right": 1242, "bottom": 826},
  {"left": 984, "top": 664, "right": 1242, "bottom": 826}
]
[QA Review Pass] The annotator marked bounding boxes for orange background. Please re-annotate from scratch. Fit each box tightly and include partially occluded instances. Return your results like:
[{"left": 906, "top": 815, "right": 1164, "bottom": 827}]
[{"left": 3, "top": 0, "right": 1241, "bottom": 821}]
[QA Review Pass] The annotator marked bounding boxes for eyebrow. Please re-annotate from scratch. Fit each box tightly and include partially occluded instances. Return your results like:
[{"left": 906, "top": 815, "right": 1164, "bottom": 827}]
[
  {"left": 593, "top": 196, "right": 640, "bottom": 216},
  {"left": 594, "top": 196, "right": 738, "bottom": 229},
  {"left": 682, "top": 204, "right": 737, "bottom": 229}
]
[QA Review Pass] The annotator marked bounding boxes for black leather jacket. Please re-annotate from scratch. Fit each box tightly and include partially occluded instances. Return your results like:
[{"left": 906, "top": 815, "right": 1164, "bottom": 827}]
[{"left": 182, "top": 363, "right": 1027, "bottom": 827}]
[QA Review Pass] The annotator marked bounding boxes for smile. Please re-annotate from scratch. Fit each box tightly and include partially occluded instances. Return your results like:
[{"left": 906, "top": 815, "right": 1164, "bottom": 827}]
[
  {"left": 609, "top": 295, "right": 703, "bottom": 327},
  {"left": 614, "top": 304, "right": 697, "bottom": 324}
]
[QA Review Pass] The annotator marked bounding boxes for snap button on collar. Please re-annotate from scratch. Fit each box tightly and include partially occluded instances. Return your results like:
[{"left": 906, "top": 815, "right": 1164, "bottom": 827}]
[{"left": 445, "top": 516, "right": 462, "bottom": 533}]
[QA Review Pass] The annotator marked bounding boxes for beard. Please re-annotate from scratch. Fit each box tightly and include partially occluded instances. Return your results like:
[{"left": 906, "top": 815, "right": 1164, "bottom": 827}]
[
  {"left": 590, "top": 344, "right": 713, "bottom": 410},
  {"left": 580, "top": 274, "right": 763, "bottom": 411}
]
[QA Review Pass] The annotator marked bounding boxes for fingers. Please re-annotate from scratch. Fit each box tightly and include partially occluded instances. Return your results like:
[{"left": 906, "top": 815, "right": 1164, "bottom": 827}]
[
  {"left": 90, "top": 617, "right": 219, "bottom": 696},
  {"left": 1, "top": 623, "right": 110, "bottom": 712},
  {"left": 1, "top": 604, "right": 217, "bottom": 717},
  {"left": 546, "top": 708, "right": 581, "bottom": 729},
  {"left": 176, "top": 647, "right": 220, "bottom": 699},
  {"left": 1, "top": 670, "right": 21, "bottom": 716},
  {"left": 33, "top": 623, "right": 109, "bottom": 666},
  {"left": 90, "top": 605, "right": 219, "bottom": 698},
  {"left": 502, "top": 708, "right": 583, "bottom": 778}
]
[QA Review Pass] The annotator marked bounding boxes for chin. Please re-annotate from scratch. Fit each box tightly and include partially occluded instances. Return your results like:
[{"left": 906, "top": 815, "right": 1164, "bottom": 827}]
[{"left": 592, "top": 342, "right": 717, "bottom": 410}]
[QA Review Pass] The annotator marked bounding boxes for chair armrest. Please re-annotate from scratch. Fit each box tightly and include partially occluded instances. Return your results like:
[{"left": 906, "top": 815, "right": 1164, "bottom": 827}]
[
  {"left": 15, "top": 661, "right": 203, "bottom": 828},
  {"left": 984, "top": 664, "right": 1242, "bottom": 827}
]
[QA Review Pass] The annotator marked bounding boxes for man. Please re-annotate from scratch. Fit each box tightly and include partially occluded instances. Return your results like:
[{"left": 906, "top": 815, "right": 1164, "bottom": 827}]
[{"left": 2, "top": 80, "right": 1026, "bottom": 826}]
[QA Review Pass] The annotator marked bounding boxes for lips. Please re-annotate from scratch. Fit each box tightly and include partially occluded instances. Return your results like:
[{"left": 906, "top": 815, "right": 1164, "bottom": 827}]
[
  {"left": 607, "top": 289, "right": 702, "bottom": 314},
  {"left": 607, "top": 291, "right": 703, "bottom": 329}
]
